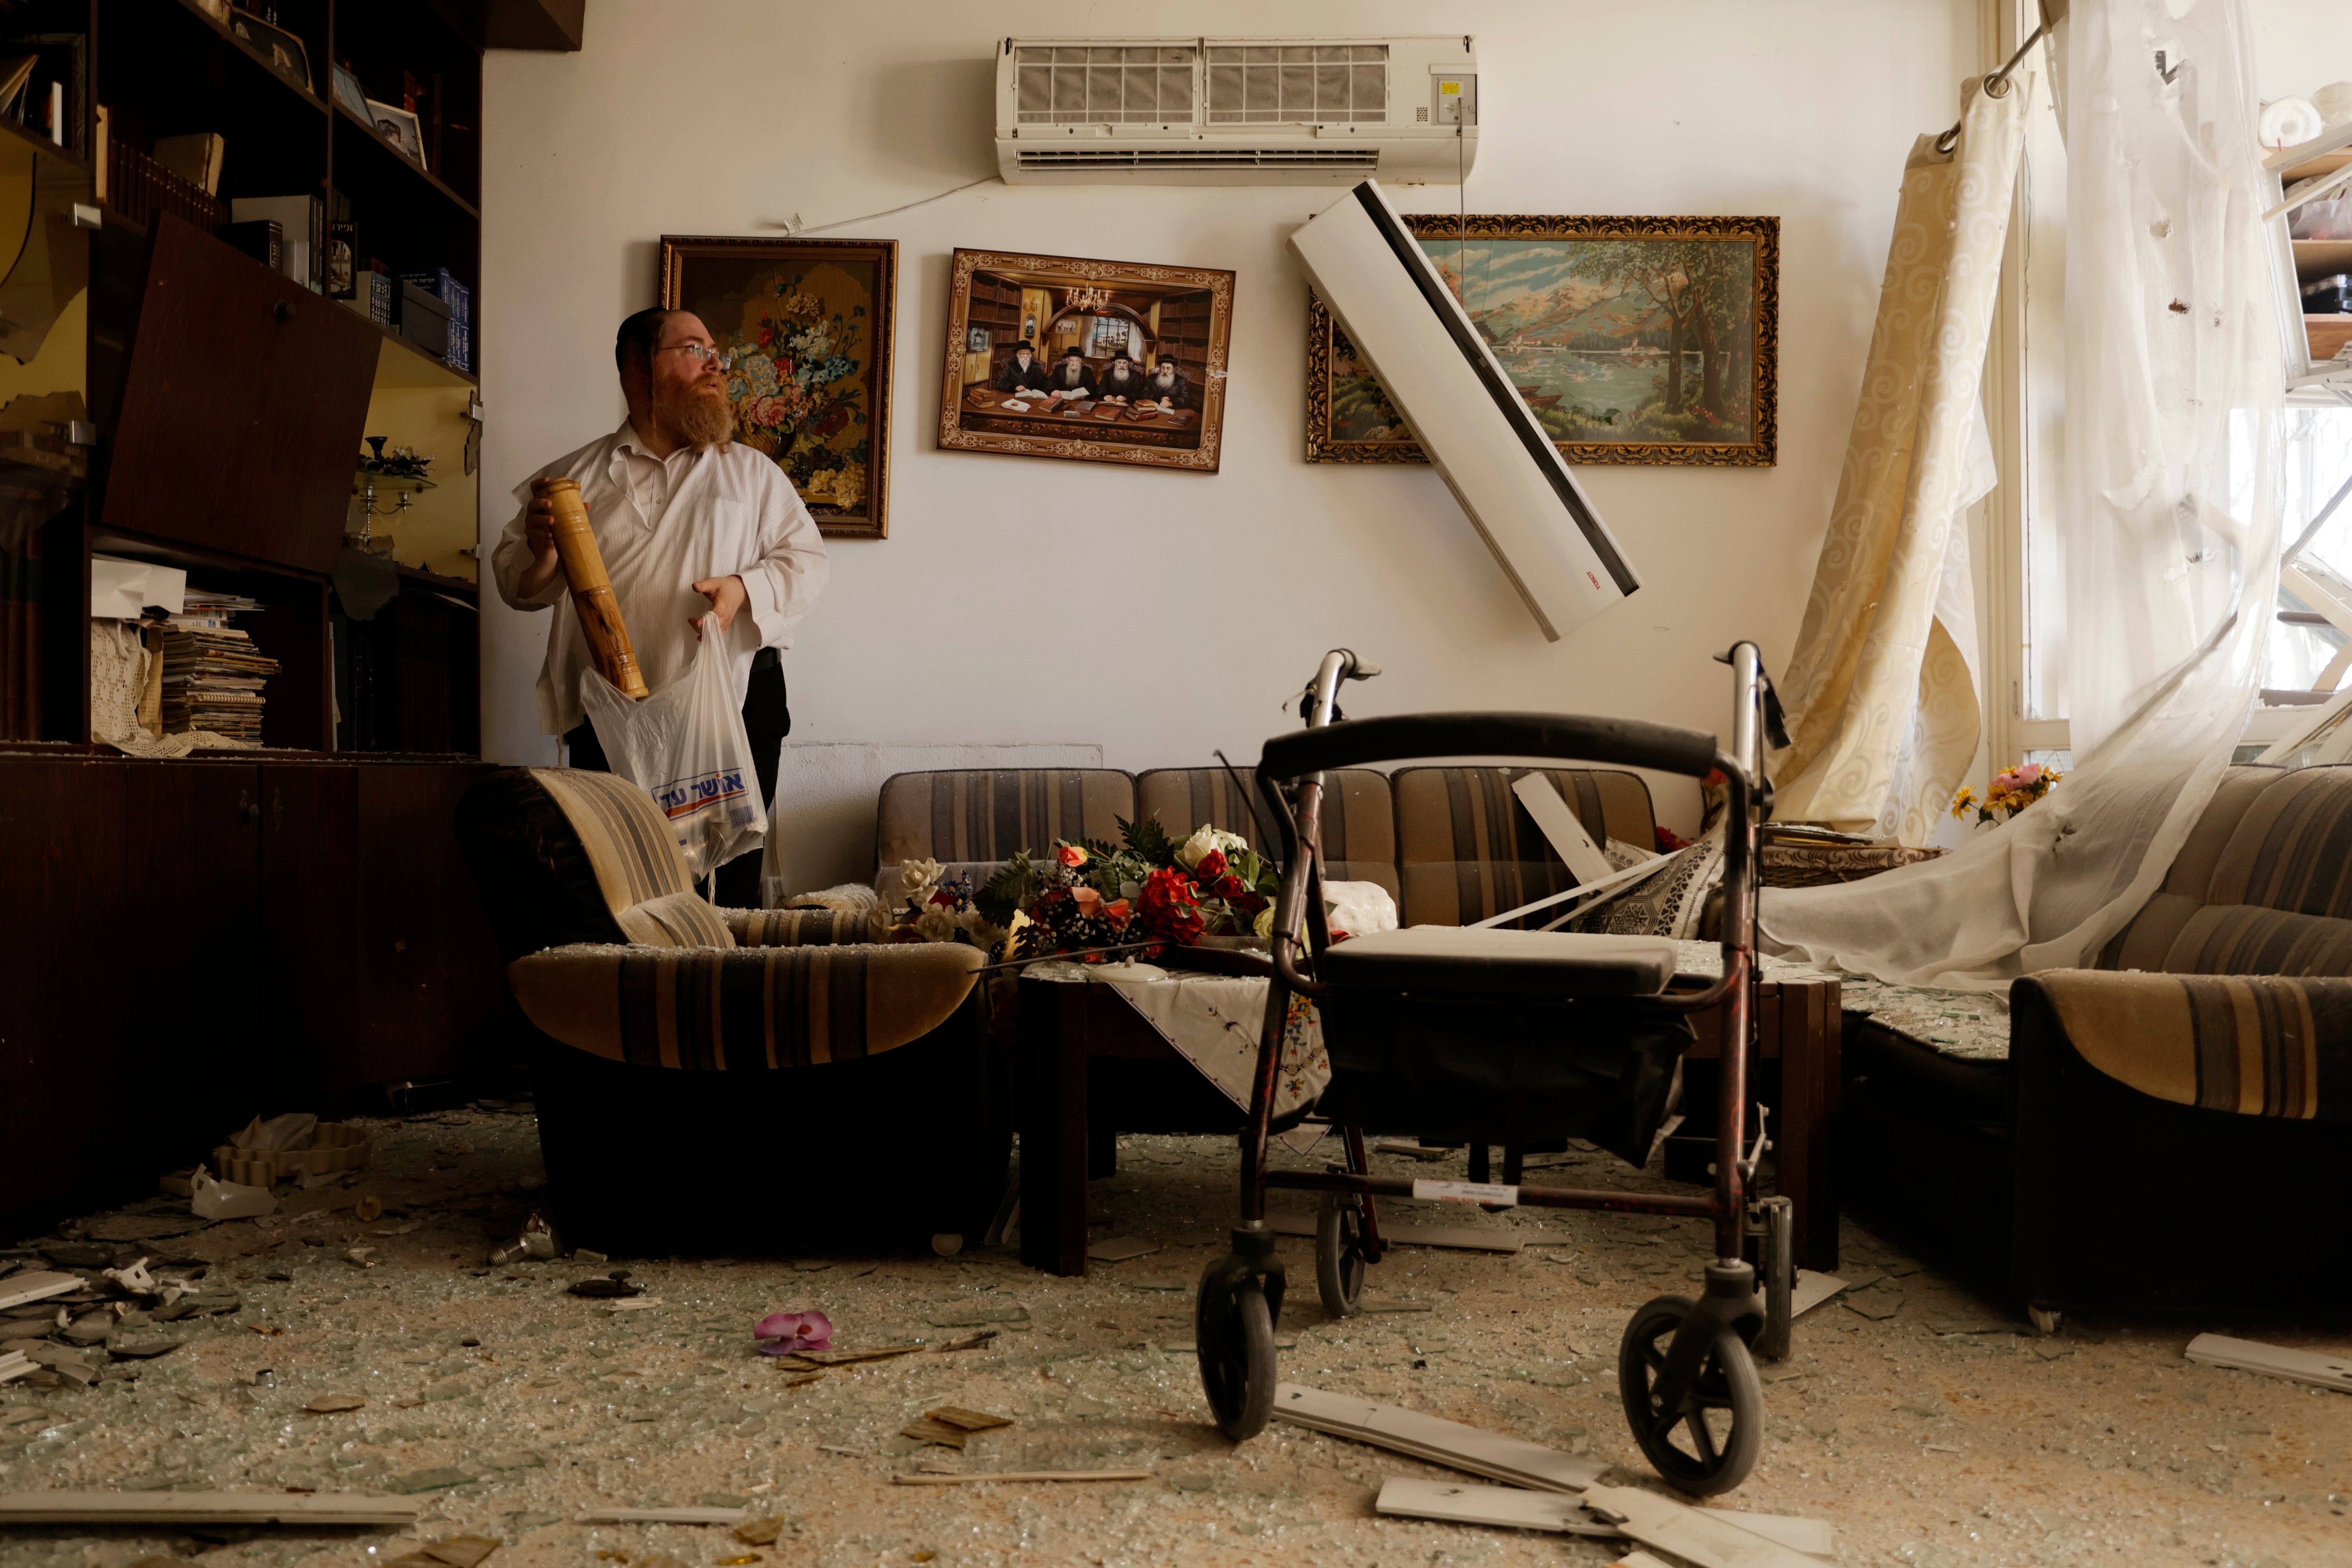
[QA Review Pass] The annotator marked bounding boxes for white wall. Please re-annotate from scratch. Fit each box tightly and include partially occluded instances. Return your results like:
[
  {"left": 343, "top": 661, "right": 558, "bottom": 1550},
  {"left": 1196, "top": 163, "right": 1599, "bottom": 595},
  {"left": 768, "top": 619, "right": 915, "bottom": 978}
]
[
  {"left": 481, "top": 0, "right": 1974, "bottom": 834},
  {"left": 2253, "top": 0, "right": 2352, "bottom": 103}
]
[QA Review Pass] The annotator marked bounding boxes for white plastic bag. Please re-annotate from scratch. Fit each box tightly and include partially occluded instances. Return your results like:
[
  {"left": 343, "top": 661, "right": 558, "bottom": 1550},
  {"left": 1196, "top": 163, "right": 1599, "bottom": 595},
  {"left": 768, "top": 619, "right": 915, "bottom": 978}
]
[{"left": 580, "top": 615, "right": 767, "bottom": 882}]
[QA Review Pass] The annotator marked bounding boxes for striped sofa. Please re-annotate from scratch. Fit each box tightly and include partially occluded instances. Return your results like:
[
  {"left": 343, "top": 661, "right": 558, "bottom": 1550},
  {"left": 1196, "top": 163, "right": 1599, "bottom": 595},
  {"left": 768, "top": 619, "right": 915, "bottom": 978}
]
[
  {"left": 874, "top": 764, "right": 1657, "bottom": 924},
  {"left": 1848, "top": 763, "right": 2352, "bottom": 1317},
  {"left": 454, "top": 768, "right": 1009, "bottom": 1250}
]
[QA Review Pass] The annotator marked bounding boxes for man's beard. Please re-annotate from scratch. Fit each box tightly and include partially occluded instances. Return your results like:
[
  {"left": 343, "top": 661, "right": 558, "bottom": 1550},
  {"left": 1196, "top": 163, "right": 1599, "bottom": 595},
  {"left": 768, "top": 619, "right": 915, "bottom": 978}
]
[
  {"left": 660, "top": 376, "right": 734, "bottom": 448},
  {"left": 1150, "top": 371, "right": 1177, "bottom": 390}
]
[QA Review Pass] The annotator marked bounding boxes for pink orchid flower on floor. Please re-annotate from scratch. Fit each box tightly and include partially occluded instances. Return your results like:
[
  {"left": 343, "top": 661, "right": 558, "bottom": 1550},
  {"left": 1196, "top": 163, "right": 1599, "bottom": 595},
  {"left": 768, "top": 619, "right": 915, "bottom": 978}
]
[{"left": 754, "top": 1309, "right": 834, "bottom": 1355}]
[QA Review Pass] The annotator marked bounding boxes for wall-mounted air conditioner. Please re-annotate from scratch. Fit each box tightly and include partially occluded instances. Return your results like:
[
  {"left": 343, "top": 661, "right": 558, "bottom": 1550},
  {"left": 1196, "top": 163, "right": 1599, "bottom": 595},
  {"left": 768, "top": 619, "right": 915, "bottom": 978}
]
[{"left": 995, "top": 36, "right": 1477, "bottom": 186}]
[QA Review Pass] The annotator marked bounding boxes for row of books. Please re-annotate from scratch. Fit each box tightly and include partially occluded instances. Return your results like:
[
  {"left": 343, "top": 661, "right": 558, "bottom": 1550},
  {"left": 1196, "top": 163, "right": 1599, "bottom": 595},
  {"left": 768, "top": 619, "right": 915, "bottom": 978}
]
[{"left": 161, "top": 591, "right": 275, "bottom": 742}]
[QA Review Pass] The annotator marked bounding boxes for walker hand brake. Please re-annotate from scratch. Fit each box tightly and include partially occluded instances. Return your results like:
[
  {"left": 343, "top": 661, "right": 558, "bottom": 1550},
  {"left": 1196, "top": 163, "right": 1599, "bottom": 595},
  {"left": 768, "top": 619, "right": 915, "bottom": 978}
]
[{"left": 1739, "top": 1105, "right": 1771, "bottom": 1190}]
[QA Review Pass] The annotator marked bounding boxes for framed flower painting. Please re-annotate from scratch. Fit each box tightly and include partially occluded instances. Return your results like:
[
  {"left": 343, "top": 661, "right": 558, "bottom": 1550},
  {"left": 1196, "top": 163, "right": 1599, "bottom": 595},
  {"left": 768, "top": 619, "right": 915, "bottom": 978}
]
[
  {"left": 659, "top": 235, "right": 898, "bottom": 539},
  {"left": 1306, "top": 214, "right": 1779, "bottom": 467}
]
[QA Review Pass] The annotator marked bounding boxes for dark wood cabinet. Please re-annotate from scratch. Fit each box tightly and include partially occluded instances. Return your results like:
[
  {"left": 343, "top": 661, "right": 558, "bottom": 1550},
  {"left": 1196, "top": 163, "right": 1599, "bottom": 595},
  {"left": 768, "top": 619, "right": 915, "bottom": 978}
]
[
  {"left": 0, "top": 752, "right": 504, "bottom": 1227},
  {"left": 101, "top": 215, "right": 382, "bottom": 574}
]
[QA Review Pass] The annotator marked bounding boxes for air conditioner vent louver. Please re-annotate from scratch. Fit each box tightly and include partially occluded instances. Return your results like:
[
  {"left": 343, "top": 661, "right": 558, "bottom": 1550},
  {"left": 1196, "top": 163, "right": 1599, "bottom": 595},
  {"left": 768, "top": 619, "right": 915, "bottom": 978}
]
[
  {"left": 1014, "top": 147, "right": 1379, "bottom": 170},
  {"left": 997, "top": 36, "right": 1474, "bottom": 185}
]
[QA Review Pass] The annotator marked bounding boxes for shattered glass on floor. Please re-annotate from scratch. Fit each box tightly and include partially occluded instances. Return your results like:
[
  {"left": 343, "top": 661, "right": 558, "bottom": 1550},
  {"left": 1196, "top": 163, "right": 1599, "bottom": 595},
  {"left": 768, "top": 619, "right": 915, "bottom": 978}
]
[{"left": 2, "top": 1107, "right": 2346, "bottom": 1568}]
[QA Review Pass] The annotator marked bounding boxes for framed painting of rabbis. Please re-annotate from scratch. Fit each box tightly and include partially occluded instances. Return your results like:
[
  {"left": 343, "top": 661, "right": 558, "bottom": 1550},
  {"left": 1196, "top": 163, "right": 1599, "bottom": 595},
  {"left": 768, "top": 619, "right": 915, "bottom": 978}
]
[
  {"left": 660, "top": 235, "right": 898, "bottom": 539},
  {"left": 937, "top": 248, "right": 1235, "bottom": 473},
  {"left": 1308, "top": 214, "right": 1779, "bottom": 467}
]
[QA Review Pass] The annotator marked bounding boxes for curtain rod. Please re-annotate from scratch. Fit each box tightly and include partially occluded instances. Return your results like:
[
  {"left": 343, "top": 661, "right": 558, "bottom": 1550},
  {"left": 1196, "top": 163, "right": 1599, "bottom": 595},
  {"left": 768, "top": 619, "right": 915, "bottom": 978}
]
[{"left": 1936, "top": 1, "right": 2060, "bottom": 155}]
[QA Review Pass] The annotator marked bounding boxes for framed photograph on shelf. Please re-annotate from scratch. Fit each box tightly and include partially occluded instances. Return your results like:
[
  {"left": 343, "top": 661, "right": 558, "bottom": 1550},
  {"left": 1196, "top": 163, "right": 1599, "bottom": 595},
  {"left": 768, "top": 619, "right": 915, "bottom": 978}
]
[
  {"left": 364, "top": 98, "right": 425, "bottom": 166},
  {"left": 939, "top": 248, "right": 1234, "bottom": 474},
  {"left": 229, "top": 7, "right": 311, "bottom": 92},
  {"left": 660, "top": 234, "right": 899, "bottom": 540},
  {"left": 965, "top": 326, "right": 989, "bottom": 355},
  {"left": 331, "top": 62, "right": 370, "bottom": 121},
  {"left": 1307, "top": 214, "right": 1779, "bottom": 467}
]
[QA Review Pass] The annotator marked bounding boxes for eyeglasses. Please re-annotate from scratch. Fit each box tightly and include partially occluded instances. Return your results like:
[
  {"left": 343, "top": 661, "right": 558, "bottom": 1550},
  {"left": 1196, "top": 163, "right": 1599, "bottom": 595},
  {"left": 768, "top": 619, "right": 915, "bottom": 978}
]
[{"left": 660, "top": 343, "right": 737, "bottom": 371}]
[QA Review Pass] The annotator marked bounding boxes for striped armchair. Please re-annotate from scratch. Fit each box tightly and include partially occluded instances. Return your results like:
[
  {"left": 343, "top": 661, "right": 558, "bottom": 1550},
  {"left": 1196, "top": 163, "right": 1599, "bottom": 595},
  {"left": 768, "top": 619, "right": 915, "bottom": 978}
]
[
  {"left": 454, "top": 768, "right": 1009, "bottom": 1249},
  {"left": 1849, "top": 763, "right": 2352, "bottom": 1319}
]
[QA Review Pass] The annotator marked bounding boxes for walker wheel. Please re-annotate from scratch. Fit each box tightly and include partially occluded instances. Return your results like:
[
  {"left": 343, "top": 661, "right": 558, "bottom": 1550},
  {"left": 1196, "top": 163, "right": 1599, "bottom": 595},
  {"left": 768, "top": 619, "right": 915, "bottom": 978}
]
[
  {"left": 1195, "top": 1263, "right": 1277, "bottom": 1441},
  {"left": 1618, "top": 1293, "right": 1764, "bottom": 1495},
  {"left": 1314, "top": 1192, "right": 1369, "bottom": 1318}
]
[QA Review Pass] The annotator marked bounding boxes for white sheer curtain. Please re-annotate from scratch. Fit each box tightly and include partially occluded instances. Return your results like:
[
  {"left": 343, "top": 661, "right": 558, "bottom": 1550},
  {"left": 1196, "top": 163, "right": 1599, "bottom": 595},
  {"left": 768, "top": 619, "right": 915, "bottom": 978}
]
[{"left": 1761, "top": 0, "right": 2285, "bottom": 991}]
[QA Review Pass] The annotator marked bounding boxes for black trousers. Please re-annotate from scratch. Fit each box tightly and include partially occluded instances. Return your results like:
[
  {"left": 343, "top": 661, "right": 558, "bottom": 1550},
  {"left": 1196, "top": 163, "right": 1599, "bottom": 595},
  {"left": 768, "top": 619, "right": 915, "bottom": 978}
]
[{"left": 563, "top": 646, "right": 789, "bottom": 909}]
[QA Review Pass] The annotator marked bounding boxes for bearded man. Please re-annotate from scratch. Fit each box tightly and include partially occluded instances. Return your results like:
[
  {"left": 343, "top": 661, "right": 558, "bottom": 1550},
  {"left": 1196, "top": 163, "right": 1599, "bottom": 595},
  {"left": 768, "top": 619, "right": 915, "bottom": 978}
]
[
  {"left": 1141, "top": 353, "right": 1192, "bottom": 410},
  {"left": 493, "top": 306, "right": 828, "bottom": 905},
  {"left": 1044, "top": 346, "right": 1095, "bottom": 403},
  {"left": 1094, "top": 351, "right": 1147, "bottom": 405},
  {"left": 993, "top": 340, "right": 1050, "bottom": 395}
]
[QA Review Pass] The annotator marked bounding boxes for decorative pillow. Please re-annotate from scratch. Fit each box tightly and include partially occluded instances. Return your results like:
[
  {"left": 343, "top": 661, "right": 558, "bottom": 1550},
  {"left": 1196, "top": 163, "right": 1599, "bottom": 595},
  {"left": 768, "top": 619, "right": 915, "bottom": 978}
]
[{"left": 1565, "top": 826, "right": 1726, "bottom": 940}]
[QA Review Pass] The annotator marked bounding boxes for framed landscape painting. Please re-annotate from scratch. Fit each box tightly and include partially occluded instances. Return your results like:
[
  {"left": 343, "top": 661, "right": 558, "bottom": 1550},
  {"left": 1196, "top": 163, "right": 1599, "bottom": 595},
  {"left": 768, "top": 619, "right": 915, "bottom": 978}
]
[
  {"left": 659, "top": 235, "right": 898, "bottom": 539},
  {"left": 937, "top": 248, "right": 1235, "bottom": 474},
  {"left": 1308, "top": 215, "right": 1779, "bottom": 467}
]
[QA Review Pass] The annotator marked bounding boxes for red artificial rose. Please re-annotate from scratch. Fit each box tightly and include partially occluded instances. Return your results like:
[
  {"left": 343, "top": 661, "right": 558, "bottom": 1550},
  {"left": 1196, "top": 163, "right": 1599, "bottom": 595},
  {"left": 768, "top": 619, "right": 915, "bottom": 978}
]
[
  {"left": 1232, "top": 890, "right": 1268, "bottom": 918},
  {"left": 1056, "top": 843, "right": 1088, "bottom": 868},
  {"left": 1656, "top": 825, "right": 1693, "bottom": 853},
  {"left": 927, "top": 888, "right": 960, "bottom": 907},
  {"left": 1138, "top": 866, "right": 1205, "bottom": 945},
  {"left": 1194, "top": 848, "right": 1228, "bottom": 880},
  {"left": 1211, "top": 873, "right": 1246, "bottom": 900}
]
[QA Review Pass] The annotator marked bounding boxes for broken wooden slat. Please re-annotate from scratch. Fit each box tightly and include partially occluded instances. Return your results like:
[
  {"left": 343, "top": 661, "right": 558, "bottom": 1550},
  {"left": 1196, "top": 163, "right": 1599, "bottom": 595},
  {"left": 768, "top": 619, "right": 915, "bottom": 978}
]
[
  {"left": 790, "top": 1344, "right": 926, "bottom": 1367},
  {"left": 1271, "top": 1384, "right": 1605, "bottom": 1492},
  {"left": 0, "top": 1491, "right": 418, "bottom": 1526},
  {"left": 0, "top": 1273, "right": 80, "bottom": 1311},
  {"left": 900, "top": 1420, "right": 969, "bottom": 1449},
  {"left": 2184, "top": 1333, "right": 2352, "bottom": 1393},
  {"left": 1374, "top": 1477, "right": 1835, "bottom": 1559},
  {"left": 1582, "top": 1484, "right": 1825, "bottom": 1568},
  {"left": 1374, "top": 1477, "right": 1616, "bottom": 1535},
  {"left": 890, "top": 1469, "right": 1152, "bottom": 1486},
  {"left": 1084, "top": 1237, "right": 1162, "bottom": 1263},
  {"left": 1788, "top": 1269, "right": 1855, "bottom": 1318},
  {"left": 573, "top": 1507, "right": 747, "bottom": 1525},
  {"left": 925, "top": 1406, "right": 1014, "bottom": 1433},
  {"left": 0, "top": 1353, "right": 32, "bottom": 1385},
  {"left": 1267, "top": 1214, "right": 1522, "bottom": 1254}
]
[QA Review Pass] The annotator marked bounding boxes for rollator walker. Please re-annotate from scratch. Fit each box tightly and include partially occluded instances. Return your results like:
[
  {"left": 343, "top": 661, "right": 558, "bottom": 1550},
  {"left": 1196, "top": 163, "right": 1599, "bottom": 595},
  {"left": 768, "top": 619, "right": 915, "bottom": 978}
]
[{"left": 1193, "top": 643, "right": 1793, "bottom": 1495}]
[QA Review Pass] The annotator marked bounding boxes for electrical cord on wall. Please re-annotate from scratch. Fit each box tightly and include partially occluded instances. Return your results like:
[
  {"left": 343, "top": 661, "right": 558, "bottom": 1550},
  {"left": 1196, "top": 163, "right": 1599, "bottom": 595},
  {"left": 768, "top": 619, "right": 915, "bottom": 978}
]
[{"left": 760, "top": 176, "right": 1002, "bottom": 237}]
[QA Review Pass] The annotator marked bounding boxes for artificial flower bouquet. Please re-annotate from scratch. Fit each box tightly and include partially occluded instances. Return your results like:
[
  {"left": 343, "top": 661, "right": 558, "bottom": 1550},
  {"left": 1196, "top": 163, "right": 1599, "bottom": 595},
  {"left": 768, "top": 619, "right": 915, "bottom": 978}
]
[
  {"left": 1951, "top": 760, "right": 2062, "bottom": 826},
  {"left": 881, "top": 816, "right": 1311, "bottom": 963}
]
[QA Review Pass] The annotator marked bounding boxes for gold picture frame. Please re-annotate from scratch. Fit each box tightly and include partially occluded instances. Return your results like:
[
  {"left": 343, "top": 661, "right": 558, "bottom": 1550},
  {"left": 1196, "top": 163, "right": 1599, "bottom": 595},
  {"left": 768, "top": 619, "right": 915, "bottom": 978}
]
[
  {"left": 659, "top": 235, "right": 898, "bottom": 540},
  {"left": 937, "top": 248, "right": 1236, "bottom": 474},
  {"left": 1308, "top": 214, "right": 1780, "bottom": 467}
]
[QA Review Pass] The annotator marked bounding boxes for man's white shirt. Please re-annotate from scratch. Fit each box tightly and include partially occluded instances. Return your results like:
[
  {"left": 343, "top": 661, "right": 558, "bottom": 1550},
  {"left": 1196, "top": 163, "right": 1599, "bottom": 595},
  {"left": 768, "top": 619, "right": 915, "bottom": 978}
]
[{"left": 492, "top": 422, "right": 829, "bottom": 736}]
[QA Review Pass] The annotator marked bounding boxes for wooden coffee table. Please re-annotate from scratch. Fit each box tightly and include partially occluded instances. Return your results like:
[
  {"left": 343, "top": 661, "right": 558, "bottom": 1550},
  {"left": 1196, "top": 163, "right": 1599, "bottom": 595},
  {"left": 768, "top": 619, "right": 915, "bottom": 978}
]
[{"left": 1016, "top": 969, "right": 1841, "bottom": 1279}]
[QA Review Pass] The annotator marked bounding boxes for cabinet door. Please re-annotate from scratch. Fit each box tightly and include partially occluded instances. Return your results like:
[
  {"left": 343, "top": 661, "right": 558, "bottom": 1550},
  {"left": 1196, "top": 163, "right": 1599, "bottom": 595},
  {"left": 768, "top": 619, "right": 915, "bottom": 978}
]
[
  {"left": 101, "top": 213, "right": 379, "bottom": 574},
  {"left": 0, "top": 758, "right": 127, "bottom": 1220},
  {"left": 257, "top": 762, "right": 359, "bottom": 1108},
  {"left": 123, "top": 761, "right": 263, "bottom": 1153},
  {"left": 351, "top": 762, "right": 505, "bottom": 1091}
]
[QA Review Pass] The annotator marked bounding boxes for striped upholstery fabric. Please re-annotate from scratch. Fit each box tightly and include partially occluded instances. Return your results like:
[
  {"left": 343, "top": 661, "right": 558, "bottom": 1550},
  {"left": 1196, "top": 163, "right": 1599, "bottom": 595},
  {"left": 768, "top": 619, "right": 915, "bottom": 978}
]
[
  {"left": 1136, "top": 766, "right": 1399, "bottom": 898},
  {"left": 507, "top": 941, "right": 983, "bottom": 1069},
  {"left": 726, "top": 908, "right": 871, "bottom": 947},
  {"left": 618, "top": 890, "right": 734, "bottom": 948},
  {"left": 876, "top": 770, "right": 1136, "bottom": 867},
  {"left": 1391, "top": 766, "right": 1657, "bottom": 928},
  {"left": 2034, "top": 970, "right": 2351, "bottom": 1122},
  {"left": 455, "top": 768, "right": 732, "bottom": 959}
]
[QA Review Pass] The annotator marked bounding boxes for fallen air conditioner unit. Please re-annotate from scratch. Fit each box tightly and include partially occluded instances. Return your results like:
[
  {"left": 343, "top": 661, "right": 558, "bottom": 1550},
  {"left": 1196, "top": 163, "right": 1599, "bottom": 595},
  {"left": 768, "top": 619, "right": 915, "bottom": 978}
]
[
  {"left": 1289, "top": 180, "right": 1639, "bottom": 641},
  {"left": 995, "top": 37, "right": 1476, "bottom": 186}
]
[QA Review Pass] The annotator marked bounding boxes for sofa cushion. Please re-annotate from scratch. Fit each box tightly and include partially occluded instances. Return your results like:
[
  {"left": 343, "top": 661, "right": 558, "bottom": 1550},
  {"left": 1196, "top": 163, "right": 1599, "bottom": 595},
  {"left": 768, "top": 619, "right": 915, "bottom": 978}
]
[
  {"left": 2204, "top": 763, "right": 2352, "bottom": 916},
  {"left": 2093, "top": 765, "right": 2281, "bottom": 968},
  {"left": 1321, "top": 927, "right": 1677, "bottom": 997},
  {"left": 877, "top": 769, "right": 1135, "bottom": 866},
  {"left": 2028, "top": 969, "right": 2352, "bottom": 1121},
  {"left": 728, "top": 908, "right": 873, "bottom": 947},
  {"left": 1391, "top": 766, "right": 1657, "bottom": 927},
  {"left": 2159, "top": 903, "right": 2352, "bottom": 975},
  {"left": 508, "top": 941, "right": 984, "bottom": 1068},
  {"left": 617, "top": 890, "right": 735, "bottom": 948},
  {"left": 1136, "top": 766, "right": 1398, "bottom": 898}
]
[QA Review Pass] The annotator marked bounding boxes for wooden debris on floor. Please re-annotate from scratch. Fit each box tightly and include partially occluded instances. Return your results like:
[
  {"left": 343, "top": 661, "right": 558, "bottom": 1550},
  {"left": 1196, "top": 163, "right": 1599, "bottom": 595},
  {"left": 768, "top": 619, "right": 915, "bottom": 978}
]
[
  {"left": 0, "top": 1273, "right": 79, "bottom": 1312},
  {"left": 732, "top": 1516, "right": 791, "bottom": 1546},
  {"left": 775, "top": 1343, "right": 926, "bottom": 1368},
  {"left": 0, "top": 1352, "right": 33, "bottom": 1384},
  {"left": 388, "top": 1536, "right": 500, "bottom": 1568},
  {"left": 1270, "top": 1384, "right": 1606, "bottom": 1491},
  {"left": 573, "top": 1506, "right": 747, "bottom": 1525},
  {"left": 0, "top": 1491, "right": 419, "bottom": 1526},
  {"left": 1084, "top": 1237, "right": 1162, "bottom": 1262},
  {"left": 2184, "top": 1332, "right": 2352, "bottom": 1392},
  {"left": 1582, "top": 1483, "right": 1828, "bottom": 1568},
  {"left": 902, "top": 1405, "right": 1014, "bottom": 1448},
  {"left": 1788, "top": 1269, "right": 1867, "bottom": 1318},
  {"left": 1375, "top": 1477, "right": 1835, "bottom": 1558},
  {"left": 891, "top": 1469, "right": 1153, "bottom": 1486}
]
